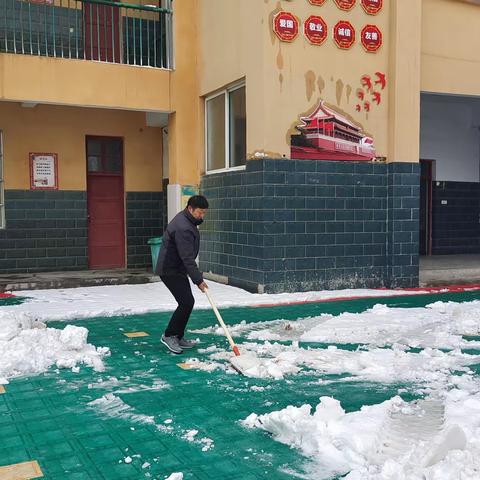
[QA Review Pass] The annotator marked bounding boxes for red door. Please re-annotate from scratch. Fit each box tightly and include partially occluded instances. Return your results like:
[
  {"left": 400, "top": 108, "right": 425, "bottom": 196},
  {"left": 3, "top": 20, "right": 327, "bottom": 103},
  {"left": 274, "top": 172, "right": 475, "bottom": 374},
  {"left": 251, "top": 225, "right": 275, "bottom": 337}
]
[
  {"left": 84, "top": 3, "right": 120, "bottom": 62},
  {"left": 86, "top": 136, "right": 125, "bottom": 269}
]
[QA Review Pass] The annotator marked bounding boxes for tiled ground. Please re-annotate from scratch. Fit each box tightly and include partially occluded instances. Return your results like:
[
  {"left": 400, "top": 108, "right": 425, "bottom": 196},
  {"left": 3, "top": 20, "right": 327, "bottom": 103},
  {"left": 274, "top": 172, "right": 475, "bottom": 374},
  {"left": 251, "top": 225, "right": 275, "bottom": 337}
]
[{"left": 1, "top": 291, "right": 479, "bottom": 479}]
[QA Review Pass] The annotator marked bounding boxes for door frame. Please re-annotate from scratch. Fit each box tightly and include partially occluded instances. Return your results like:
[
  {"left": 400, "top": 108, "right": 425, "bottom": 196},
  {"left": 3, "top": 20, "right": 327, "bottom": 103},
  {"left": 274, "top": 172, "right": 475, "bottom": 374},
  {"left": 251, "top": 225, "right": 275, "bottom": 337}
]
[
  {"left": 86, "top": 135, "right": 126, "bottom": 269},
  {"left": 420, "top": 158, "right": 434, "bottom": 256}
]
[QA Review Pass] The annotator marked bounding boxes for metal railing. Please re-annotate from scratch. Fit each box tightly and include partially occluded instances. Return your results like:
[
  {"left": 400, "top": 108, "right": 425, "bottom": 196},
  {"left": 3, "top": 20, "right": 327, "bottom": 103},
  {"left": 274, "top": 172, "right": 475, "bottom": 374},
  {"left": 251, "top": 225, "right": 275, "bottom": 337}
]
[{"left": 0, "top": 0, "right": 173, "bottom": 69}]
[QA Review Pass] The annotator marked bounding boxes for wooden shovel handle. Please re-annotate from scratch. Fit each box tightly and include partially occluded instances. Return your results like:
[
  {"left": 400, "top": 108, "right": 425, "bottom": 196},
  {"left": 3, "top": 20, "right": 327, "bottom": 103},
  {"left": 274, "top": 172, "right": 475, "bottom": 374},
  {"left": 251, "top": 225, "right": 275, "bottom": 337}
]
[{"left": 204, "top": 289, "right": 240, "bottom": 356}]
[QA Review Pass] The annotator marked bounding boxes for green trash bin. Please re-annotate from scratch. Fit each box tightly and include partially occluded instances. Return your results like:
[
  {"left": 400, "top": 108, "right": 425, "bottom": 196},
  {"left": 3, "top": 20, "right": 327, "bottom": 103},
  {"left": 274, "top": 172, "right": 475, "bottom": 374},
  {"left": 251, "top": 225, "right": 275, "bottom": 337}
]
[{"left": 147, "top": 237, "right": 163, "bottom": 270}]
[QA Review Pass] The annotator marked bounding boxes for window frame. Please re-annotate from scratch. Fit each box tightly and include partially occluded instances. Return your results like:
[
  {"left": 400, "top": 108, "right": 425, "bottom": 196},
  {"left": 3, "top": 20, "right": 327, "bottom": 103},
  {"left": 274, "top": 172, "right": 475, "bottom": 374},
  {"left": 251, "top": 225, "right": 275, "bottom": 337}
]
[
  {"left": 205, "top": 82, "right": 246, "bottom": 174},
  {"left": 0, "top": 131, "right": 4, "bottom": 229}
]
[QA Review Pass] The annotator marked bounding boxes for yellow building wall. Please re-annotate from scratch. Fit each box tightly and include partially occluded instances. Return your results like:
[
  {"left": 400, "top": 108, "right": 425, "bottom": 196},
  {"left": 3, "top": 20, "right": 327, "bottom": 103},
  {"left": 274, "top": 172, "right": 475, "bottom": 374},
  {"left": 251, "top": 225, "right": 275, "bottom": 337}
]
[
  {"left": 168, "top": 0, "right": 202, "bottom": 186},
  {"left": 197, "top": 0, "right": 423, "bottom": 164},
  {"left": 421, "top": 0, "right": 480, "bottom": 96},
  {"left": 0, "top": 54, "right": 171, "bottom": 112},
  {"left": 0, "top": 102, "right": 163, "bottom": 191},
  {"left": 198, "top": 0, "right": 266, "bottom": 160}
]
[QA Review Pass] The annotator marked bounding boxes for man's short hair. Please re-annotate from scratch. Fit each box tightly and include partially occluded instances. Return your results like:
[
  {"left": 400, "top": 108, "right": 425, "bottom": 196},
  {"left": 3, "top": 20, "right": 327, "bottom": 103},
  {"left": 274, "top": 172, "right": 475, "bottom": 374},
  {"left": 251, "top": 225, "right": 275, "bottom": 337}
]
[{"left": 187, "top": 195, "right": 209, "bottom": 209}]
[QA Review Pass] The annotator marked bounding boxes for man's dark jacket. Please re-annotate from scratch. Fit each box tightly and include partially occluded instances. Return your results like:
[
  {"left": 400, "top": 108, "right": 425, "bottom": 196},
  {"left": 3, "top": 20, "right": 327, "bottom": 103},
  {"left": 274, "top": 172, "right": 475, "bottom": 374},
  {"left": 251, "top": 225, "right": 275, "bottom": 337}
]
[{"left": 155, "top": 209, "right": 203, "bottom": 285}]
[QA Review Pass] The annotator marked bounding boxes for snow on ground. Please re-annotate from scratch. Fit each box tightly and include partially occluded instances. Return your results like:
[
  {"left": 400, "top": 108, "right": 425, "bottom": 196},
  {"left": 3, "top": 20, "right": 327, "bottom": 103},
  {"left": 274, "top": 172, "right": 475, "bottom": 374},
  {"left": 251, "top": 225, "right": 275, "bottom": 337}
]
[
  {"left": 242, "top": 378, "right": 480, "bottom": 480},
  {"left": 0, "top": 281, "right": 428, "bottom": 384},
  {"left": 190, "top": 341, "right": 480, "bottom": 385},
  {"left": 0, "top": 281, "right": 427, "bottom": 323},
  {"left": 0, "top": 316, "right": 109, "bottom": 384},
  {"left": 193, "top": 300, "right": 480, "bottom": 351},
  {"left": 88, "top": 393, "right": 156, "bottom": 426},
  {"left": 2, "top": 281, "right": 480, "bottom": 478}
]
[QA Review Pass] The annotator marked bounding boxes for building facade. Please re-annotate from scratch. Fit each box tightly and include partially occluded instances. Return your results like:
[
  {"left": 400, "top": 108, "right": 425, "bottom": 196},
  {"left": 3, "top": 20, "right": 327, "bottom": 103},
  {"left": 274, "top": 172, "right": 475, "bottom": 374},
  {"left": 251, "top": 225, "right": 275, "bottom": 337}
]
[{"left": 0, "top": 0, "right": 478, "bottom": 293}]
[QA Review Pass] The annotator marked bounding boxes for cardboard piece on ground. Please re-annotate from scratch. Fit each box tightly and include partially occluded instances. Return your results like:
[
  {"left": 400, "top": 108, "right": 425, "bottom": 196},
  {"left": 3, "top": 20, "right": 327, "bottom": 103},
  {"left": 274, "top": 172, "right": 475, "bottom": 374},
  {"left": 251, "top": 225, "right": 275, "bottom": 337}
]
[
  {"left": 177, "top": 363, "right": 193, "bottom": 370},
  {"left": 123, "top": 332, "right": 149, "bottom": 338},
  {"left": 0, "top": 460, "right": 43, "bottom": 479}
]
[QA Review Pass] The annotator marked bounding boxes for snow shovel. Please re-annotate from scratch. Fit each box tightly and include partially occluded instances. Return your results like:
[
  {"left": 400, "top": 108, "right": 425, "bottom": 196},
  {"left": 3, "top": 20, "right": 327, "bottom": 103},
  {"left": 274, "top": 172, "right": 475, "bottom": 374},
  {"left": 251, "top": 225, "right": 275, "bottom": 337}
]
[{"left": 204, "top": 289, "right": 260, "bottom": 375}]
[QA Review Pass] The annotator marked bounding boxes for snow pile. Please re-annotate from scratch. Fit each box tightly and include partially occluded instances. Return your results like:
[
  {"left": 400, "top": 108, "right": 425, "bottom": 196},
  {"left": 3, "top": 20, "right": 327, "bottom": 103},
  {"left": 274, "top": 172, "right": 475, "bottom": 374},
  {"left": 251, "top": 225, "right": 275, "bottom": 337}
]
[
  {"left": 0, "top": 314, "right": 109, "bottom": 384},
  {"left": 189, "top": 339, "right": 480, "bottom": 384},
  {"left": 243, "top": 382, "right": 480, "bottom": 479}
]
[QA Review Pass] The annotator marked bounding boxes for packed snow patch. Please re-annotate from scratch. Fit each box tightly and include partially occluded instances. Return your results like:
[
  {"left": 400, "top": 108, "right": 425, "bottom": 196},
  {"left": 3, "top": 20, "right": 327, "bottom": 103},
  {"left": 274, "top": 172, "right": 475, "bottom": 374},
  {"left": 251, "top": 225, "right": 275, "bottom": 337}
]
[
  {"left": 0, "top": 281, "right": 427, "bottom": 323},
  {"left": 243, "top": 383, "right": 480, "bottom": 480},
  {"left": 0, "top": 314, "right": 109, "bottom": 384},
  {"left": 194, "top": 301, "right": 480, "bottom": 351}
]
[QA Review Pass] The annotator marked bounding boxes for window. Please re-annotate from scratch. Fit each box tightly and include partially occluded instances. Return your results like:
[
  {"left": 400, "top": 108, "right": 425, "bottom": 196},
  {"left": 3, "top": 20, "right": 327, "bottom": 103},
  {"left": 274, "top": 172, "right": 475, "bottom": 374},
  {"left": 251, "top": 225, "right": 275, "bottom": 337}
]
[
  {"left": 86, "top": 137, "right": 123, "bottom": 175},
  {"left": 0, "top": 131, "right": 4, "bottom": 229},
  {"left": 205, "top": 84, "right": 246, "bottom": 172}
]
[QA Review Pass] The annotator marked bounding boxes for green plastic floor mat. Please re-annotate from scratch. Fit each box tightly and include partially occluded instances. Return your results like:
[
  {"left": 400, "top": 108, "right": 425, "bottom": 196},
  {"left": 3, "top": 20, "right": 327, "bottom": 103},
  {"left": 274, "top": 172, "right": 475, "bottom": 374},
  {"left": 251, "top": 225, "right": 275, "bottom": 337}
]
[
  {"left": 0, "top": 295, "right": 28, "bottom": 306},
  {"left": 0, "top": 290, "right": 479, "bottom": 479}
]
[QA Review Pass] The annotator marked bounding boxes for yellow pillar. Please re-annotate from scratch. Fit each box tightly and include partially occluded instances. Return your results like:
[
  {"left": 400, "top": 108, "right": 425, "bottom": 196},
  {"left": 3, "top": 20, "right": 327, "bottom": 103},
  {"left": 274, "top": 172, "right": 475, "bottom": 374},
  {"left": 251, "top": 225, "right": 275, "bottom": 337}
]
[
  {"left": 168, "top": 0, "right": 202, "bottom": 186},
  {"left": 387, "top": 0, "right": 422, "bottom": 163}
]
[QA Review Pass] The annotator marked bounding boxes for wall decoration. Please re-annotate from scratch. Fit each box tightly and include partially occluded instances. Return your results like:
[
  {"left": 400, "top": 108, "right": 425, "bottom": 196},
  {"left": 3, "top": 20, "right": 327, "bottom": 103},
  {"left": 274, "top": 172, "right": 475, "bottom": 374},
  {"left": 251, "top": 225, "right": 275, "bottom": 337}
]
[
  {"left": 304, "top": 15, "right": 328, "bottom": 45},
  {"left": 333, "top": 20, "right": 355, "bottom": 49},
  {"left": 290, "top": 100, "right": 376, "bottom": 161},
  {"left": 273, "top": 11, "right": 299, "bottom": 43},
  {"left": 355, "top": 72, "right": 387, "bottom": 113},
  {"left": 29, "top": 153, "right": 58, "bottom": 190},
  {"left": 361, "top": 25, "right": 382, "bottom": 52},
  {"left": 333, "top": 0, "right": 356, "bottom": 11},
  {"left": 361, "top": 0, "right": 383, "bottom": 15}
]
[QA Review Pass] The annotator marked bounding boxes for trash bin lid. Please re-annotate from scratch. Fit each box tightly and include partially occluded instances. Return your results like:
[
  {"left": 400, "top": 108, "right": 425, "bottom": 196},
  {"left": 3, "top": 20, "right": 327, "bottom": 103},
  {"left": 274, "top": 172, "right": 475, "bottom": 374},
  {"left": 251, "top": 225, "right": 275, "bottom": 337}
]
[{"left": 147, "top": 237, "right": 163, "bottom": 245}]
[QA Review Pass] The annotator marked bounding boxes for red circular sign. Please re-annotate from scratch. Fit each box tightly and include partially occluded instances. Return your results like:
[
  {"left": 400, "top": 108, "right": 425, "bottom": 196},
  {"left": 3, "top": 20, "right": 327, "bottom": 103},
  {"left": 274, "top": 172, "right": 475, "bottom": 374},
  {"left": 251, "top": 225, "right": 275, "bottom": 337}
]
[
  {"left": 333, "top": 0, "right": 356, "bottom": 11},
  {"left": 273, "top": 12, "right": 299, "bottom": 43},
  {"left": 304, "top": 15, "right": 328, "bottom": 46},
  {"left": 361, "top": 25, "right": 382, "bottom": 52},
  {"left": 308, "top": 0, "right": 327, "bottom": 5},
  {"left": 361, "top": 0, "right": 383, "bottom": 15},
  {"left": 333, "top": 21, "right": 355, "bottom": 49}
]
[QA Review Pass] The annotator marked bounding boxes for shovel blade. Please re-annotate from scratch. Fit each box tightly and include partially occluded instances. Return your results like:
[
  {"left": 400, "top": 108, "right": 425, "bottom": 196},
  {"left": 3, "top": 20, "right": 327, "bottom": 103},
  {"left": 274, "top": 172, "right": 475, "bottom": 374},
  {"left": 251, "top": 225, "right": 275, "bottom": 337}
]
[{"left": 230, "top": 353, "right": 261, "bottom": 376}]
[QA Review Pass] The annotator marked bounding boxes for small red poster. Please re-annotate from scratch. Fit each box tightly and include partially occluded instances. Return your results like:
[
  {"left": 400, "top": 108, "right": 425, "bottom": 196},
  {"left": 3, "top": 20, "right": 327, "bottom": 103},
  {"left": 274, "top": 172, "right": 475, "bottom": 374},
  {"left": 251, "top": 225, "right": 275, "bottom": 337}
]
[
  {"left": 308, "top": 0, "right": 327, "bottom": 5},
  {"left": 361, "top": 25, "right": 382, "bottom": 52},
  {"left": 361, "top": 0, "right": 383, "bottom": 15},
  {"left": 333, "top": 0, "right": 356, "bottom": 11},
  {"left": 304, "top": 15, "right": 328, "bottom": 45},
  {"left": 273, "top": 12, "right": 299, "bottom": 43},
  {"left": 333, "top": 21, "right": 355, "bottom": 49}
]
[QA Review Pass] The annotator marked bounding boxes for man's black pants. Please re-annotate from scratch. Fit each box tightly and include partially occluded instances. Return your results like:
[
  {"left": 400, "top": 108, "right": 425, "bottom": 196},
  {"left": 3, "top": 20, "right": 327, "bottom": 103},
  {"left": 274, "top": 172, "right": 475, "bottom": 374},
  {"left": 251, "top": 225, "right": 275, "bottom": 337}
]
[{"left": 160, "top": 274, "right": 195, "bottom": 339}]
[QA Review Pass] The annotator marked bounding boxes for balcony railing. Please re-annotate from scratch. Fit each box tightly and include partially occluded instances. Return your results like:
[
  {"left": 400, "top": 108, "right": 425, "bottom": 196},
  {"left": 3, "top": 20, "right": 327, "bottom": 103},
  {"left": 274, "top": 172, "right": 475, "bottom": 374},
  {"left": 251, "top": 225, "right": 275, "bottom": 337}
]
[{"left": 0, "top": 0, "right": 173, "bottom": 69}]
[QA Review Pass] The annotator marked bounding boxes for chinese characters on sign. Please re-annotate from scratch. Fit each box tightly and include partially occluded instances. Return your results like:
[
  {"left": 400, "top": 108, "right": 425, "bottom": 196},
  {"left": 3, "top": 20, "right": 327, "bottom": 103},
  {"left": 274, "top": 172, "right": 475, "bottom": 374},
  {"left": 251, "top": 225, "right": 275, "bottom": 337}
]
[
  {"left": 304, "top": 15, "right": 328, "bottom": 45},
  {"left": 273, "top": 4, "right": 382, "bottom": 50},
  {"left": 273, "top": 11, "right": 299, "bottom": 42},
  {"left": 361, "top": 25, "right": 382, "bottom": 52},
  {"left": 361, "top": 0, "right": 383, "bottom": 15},
  {"left": 333, "top": 20, "right": 355, "bottom": 49},
  {"left": 29, "top": 153, "right": 58, "bottom": 190},
  {"left": 334, "top": 0, "right": 356, "bottom": 11}
]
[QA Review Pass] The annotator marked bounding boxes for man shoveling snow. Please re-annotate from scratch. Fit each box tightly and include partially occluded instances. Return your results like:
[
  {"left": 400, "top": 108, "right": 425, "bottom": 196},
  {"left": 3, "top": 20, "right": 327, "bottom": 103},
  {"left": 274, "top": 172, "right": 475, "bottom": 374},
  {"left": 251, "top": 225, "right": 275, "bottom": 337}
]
[{"left": 155, "top": 195, "right": 209, "bottom": 354}]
